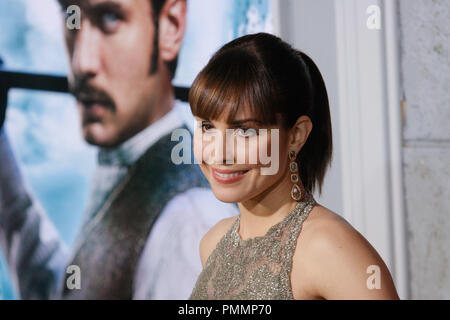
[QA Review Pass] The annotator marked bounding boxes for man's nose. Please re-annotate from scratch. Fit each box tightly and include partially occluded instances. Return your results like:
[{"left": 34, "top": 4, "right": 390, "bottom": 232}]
[{"left": 71, "top": 21, "right": 101, "bottom": 78}]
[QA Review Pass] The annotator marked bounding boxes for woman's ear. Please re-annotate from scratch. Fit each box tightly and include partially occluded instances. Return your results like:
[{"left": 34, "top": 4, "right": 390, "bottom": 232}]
[
  {"left": 288, "top": 115, "right": 313, "bottom": 154},
  {"left": 158, "top": 0, "right": 187, "bottom": 64}
]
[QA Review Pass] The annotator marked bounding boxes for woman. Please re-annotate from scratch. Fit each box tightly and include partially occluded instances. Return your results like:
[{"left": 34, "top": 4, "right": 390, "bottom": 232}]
[{"left": 188, "top": 33, "right": 399, "bottom": 300}]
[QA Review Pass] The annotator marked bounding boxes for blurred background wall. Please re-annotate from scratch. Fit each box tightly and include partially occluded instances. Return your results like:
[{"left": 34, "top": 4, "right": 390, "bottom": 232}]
[
  {"left": 276, "top": 0, "right": 449, "bottom": 299},
  {"left": 399, "top": 0, "right": 450, "bottom": 299}
]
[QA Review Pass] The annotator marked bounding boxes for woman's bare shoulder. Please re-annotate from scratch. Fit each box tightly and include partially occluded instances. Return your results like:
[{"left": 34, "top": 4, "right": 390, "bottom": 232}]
[
  {"left": 292, "top": 205, "right": 399, "bottom": 299},
  {"left": 199, "top": 215, "right": 239, "bottom": 267},
  {"left": 301, "top": 205, "right": 354, "bottom": 241},
  {"left": 299, "top": 205, "right": 378, "bottom": 260}
]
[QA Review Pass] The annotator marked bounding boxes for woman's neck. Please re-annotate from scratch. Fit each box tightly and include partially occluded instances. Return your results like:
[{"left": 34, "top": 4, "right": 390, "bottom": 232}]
[{"left": 237, "top": 169, "right": 299, "bottom": 240}]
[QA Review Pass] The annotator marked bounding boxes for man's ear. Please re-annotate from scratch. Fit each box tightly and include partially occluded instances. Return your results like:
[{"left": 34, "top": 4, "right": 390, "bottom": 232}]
[
  {"left": 158, "top": 0, "right": 187, "bottom": 63},
  {"left": 288, "top": 115, "right": 313, "bottom": 154}
]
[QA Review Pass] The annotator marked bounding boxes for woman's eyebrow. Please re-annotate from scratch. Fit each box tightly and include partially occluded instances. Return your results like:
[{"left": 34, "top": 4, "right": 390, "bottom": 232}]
[{"left": 229, "top": 119, "right": 262, "bottom": 125}]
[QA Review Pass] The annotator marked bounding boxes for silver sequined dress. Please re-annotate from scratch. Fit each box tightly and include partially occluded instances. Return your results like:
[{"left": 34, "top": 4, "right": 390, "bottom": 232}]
[{"left": 189, "top": 193, "right": 316, "bottom": 300}]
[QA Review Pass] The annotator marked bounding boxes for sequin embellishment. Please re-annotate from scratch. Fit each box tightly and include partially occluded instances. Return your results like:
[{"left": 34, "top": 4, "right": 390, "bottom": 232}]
[{"left": 189, "top": 192, "right": 316, "bottom": 300}]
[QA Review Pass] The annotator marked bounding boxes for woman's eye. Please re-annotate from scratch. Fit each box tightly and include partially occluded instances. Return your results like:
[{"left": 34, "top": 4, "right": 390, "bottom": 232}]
[
  {"left": 201, "top": 122, "right": 215, "bottom": 132},
  {"left": 234, "top": 127, "right": 257, "bottom": 138}
]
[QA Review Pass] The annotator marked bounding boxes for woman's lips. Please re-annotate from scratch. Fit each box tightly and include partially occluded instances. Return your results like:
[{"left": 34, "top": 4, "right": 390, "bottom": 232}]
[{"left": 211, "top": 168, "right": 250, "bottom": 184}]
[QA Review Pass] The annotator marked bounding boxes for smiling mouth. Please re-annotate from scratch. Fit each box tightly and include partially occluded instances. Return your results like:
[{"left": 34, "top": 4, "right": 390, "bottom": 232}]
[
  {"left": 215, "top": 170, "right": 248, "bottom": 178},
  {"left": 211, "top": 168, "right": 250, "bottom": 184}
]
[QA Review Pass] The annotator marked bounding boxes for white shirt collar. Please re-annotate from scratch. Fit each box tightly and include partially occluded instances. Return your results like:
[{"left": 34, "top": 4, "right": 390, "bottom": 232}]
[{"left": 98, "top": 102, "right": 185, "bottom": 167}]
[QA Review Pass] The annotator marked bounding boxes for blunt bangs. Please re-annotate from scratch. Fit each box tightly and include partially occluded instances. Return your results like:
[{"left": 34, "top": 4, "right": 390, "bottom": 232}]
[{"left": 189, "top": 49, "right": 279, "bottom": 125}]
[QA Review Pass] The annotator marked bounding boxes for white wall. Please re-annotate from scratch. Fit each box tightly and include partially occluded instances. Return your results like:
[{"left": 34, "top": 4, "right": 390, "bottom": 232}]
[
  {"left": 399, "top": 0, "right": 450, "bottom": 299},
  {"left": 274, "top": 0, "right": 410, "bottom": 299}
]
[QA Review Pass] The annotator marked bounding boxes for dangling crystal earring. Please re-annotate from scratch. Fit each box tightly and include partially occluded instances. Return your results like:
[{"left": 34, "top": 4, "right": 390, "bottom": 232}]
[{"left": 289, "top": 150, "right": 304, "bottom": 201}]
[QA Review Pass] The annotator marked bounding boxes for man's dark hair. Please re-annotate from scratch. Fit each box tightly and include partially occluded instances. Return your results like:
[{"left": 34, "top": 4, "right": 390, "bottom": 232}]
[{"left": 150, "top": 0, "right": 179, "bottom": 79}]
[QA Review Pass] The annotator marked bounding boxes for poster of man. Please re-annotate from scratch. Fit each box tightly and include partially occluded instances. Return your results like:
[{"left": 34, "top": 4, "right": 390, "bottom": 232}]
[{"left": 0, "top": 0, "right": 273, "bottom": 300}]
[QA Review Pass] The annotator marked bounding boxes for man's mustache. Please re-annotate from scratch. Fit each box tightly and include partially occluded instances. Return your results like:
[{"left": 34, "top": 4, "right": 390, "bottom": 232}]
[{"left": 69, "top": 77, "right": 115, "bottom": 110}]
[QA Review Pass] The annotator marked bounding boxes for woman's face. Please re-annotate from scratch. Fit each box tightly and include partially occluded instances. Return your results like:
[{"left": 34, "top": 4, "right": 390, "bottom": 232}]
[{"left": 193, "top": 110, "right": 291, "bottom": 203}]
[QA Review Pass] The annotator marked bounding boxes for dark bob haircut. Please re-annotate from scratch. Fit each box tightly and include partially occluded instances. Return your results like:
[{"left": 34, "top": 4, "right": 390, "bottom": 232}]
[{"left": 189, "top": 32, "right": 332, "bottom": 194}]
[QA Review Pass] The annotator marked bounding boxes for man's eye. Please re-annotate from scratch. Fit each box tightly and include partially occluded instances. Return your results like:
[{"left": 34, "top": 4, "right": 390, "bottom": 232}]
[
  {"left": 100, "top": 12, "right": 121, "bottom": 32},
  {"left": 234, "top": 127, "right": 258, "bottom": 138}
]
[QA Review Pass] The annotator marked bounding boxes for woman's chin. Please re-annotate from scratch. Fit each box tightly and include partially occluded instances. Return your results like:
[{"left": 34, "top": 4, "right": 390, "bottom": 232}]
[{"left": 210, "top": 188, "right": 246, "bottom": 204}]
